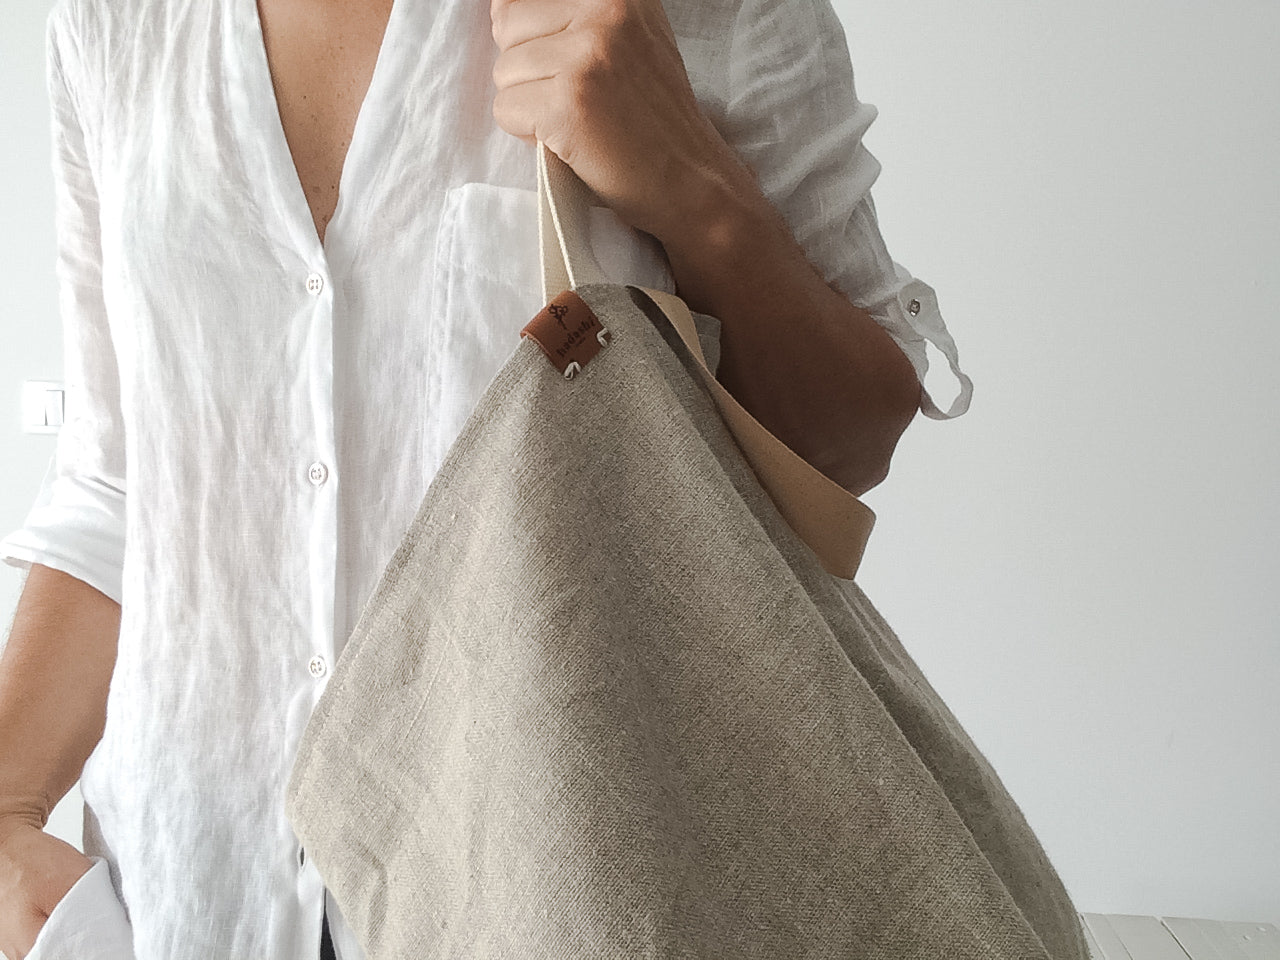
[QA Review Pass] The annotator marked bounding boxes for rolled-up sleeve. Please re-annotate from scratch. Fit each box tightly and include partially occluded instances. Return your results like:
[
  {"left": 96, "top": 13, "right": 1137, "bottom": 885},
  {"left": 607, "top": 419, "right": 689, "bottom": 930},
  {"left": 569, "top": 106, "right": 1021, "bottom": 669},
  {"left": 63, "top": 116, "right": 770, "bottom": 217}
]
[
  {"left": 721, "top": 0, "right": 973, "bottom": 420},
  {"left": 0, "top": 8, "right": 127, "bottom": 606}
]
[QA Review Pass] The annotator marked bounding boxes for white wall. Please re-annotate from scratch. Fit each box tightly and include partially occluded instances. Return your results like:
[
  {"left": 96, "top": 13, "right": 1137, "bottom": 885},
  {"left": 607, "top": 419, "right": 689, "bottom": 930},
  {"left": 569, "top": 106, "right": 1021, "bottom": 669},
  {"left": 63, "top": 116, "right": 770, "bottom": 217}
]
[
  {"left": 0, "top": 0, "right": 76, "bottom": 851},
  {"left": 838, "top": 0, "right": 1279, "bottom": 924},
  {"left": 1, "top": 4, "right": 60, "bottom": 621},
  {"left": 1, "top": 0, "right": 1276, "bottom": 926}
]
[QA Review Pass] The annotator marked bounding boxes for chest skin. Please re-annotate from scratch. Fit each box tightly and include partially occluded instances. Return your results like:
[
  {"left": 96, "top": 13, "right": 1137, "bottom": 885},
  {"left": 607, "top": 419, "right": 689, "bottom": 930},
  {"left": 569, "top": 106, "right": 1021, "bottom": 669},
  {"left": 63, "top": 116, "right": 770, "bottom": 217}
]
[{"left": 254, "top": 0, "right": 396, "bottom": 246}]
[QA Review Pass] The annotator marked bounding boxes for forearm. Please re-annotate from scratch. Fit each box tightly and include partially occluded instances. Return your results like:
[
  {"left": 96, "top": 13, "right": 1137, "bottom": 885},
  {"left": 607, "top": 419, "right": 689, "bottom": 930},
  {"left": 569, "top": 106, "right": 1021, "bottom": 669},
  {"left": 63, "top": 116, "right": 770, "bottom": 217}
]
[
  {"left": 0, "top": 563, "right": 120, "bottom": 829},
  {"left": 652, "top": 162, "right": 920, "bottom": 496}
]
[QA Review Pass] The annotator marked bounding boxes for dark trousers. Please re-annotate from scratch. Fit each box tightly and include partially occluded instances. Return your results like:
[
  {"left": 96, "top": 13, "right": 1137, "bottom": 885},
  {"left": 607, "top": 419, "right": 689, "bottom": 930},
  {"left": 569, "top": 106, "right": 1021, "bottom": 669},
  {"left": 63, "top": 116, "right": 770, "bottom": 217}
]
[{"left": 321, "top": 909, "right": 337, "bottom": 960}]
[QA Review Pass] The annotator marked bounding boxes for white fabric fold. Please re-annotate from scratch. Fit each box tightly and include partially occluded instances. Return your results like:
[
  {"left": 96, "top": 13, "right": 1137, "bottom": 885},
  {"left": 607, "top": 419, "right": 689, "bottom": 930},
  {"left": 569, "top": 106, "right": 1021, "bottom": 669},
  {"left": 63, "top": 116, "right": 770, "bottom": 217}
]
[
  {"left": 0, "top": 454, "right": 127, "bottom": 605},
  {"left": 24, "top": 856, "right": 136, "bottom": 960}
]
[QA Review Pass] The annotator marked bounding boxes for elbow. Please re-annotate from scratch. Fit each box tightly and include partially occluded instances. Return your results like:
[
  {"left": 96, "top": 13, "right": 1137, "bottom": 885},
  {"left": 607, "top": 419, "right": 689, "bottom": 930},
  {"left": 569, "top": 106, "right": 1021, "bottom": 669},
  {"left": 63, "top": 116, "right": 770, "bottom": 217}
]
[
  {"left": 833, "top": 351, "right": 921, "bottom": 497},
  {"left": 832, "top": 433, "right": 902, "bottom": 498},
  {"left": 880, "top": 342, "right": 923, "bottom": 442}
]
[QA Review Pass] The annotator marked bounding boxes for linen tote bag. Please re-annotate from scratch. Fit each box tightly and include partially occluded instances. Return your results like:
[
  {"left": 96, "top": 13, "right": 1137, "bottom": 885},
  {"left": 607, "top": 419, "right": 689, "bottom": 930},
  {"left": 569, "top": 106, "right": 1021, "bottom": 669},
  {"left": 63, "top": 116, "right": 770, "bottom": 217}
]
[{"left": 285, "top": 142, "right": 1089, "bottom": 960}]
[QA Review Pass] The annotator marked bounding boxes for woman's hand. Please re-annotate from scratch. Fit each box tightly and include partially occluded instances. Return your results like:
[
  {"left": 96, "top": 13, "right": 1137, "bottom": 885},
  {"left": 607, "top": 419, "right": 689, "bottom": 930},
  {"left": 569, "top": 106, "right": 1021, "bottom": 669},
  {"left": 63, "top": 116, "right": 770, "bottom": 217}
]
[
  {"left": 489, "top": 0, "right": 757, "bottom": 243},
  {"left": 0, "top": 814, "right": 94, "bottom": 960}
]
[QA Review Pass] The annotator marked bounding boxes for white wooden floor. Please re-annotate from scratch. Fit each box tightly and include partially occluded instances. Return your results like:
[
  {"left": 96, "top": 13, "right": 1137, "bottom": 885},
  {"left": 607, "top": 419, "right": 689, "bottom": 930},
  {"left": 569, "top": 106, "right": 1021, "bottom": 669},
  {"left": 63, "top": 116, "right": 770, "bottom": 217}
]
[{"left": 1081, "top": 914, "right": 1280, "bottom": 959}]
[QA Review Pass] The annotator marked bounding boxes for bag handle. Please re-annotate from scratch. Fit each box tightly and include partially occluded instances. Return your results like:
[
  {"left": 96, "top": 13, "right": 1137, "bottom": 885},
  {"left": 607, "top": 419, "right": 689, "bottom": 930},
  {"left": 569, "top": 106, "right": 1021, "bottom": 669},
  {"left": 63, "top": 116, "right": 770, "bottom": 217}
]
[{"left": 536, "top": 141, "right": 875, "bottom": 580}]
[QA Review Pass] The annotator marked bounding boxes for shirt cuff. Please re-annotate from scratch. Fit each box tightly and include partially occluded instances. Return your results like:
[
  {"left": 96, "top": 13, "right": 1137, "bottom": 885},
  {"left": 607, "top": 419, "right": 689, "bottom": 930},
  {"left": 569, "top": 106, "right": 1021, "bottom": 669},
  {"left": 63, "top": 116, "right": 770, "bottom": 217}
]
[
  {"left": 865, "top": 266, "right": 973, "bottom": 421},
  {"left": 23, "top": 855, "right": 135, "bottom": 960},
  {"left": 0, "top": 453, "right": 126, "bottom": 605}
]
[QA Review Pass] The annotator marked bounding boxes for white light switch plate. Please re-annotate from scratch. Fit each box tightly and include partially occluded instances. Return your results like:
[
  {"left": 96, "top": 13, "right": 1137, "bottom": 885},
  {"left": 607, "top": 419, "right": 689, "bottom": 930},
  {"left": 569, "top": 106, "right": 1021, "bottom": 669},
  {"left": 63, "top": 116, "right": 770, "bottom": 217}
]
[{"left": 22, "top": 380, "right": 64, "bottom": 434}]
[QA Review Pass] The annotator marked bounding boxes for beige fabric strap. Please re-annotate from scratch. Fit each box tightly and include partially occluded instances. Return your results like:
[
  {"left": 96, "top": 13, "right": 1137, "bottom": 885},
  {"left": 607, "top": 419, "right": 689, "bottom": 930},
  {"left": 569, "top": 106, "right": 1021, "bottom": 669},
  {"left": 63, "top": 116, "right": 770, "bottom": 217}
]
[{"left": 536, "top": 141, "right": 875, "bottom": 580}]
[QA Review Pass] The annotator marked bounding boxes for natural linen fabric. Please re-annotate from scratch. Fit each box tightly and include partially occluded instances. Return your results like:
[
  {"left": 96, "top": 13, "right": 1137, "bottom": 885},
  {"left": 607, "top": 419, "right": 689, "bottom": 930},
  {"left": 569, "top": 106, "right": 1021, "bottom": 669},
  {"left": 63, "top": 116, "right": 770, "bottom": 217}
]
[{"left": 285, "top": 282, "right": 1087, "bottom": 960}]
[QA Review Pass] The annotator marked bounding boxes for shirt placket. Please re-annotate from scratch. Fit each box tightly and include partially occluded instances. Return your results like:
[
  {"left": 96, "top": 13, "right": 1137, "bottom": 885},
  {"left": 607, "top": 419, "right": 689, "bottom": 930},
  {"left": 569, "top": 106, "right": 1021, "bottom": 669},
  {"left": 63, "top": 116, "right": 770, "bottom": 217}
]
[{"left": 302, "top": 265, "right": 337, "bottom": 692}]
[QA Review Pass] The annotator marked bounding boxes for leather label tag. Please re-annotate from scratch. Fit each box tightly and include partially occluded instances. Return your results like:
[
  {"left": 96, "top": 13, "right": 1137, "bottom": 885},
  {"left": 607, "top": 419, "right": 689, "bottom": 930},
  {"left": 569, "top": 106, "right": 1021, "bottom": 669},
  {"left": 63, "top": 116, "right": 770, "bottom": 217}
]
[{"left": 520, "top": 289, "right": 612, "bottom": 379}]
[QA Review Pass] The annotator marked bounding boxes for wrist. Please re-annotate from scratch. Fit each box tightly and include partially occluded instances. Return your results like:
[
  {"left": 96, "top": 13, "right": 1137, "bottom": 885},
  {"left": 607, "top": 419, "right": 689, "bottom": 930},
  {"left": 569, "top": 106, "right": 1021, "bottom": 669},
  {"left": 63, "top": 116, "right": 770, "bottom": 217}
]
[
  {"left": 0, "top": 782, "right": 53, "bottom": 833},
  {"left": 0, "top": 805, "right": 49, "bottom": 844},
  {"left": 648, "top": 138, "right": 768, "bottom": 253}
]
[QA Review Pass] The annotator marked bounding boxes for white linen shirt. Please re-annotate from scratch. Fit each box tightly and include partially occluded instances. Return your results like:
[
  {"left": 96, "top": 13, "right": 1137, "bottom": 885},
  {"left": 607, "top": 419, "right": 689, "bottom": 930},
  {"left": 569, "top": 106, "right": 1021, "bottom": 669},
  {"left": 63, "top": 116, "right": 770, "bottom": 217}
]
[{"left": 0, "top": 0, "right": 971, "bottom": 956}]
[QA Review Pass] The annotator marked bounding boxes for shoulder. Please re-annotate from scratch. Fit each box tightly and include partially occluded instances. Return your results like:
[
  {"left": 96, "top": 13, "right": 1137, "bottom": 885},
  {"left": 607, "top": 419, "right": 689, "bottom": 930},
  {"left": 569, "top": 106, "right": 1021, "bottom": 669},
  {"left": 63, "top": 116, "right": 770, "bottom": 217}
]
[
  {"left": 665, "top": 0, "right": 848, "bottom": 82},
  {"left": 46, "top": 0, "right": 108, "bottom": 77},
  {"left": 659, "top": 0, "right": 742, "bottom": 41},
  {"left": 656, "top": 0, "right": 742, "bottom": 106},
  {"left": 46, "top": 0, "right": 160, "bottom": 61},
  {"left": 47, "top": 0, "right": 104, "bottom": 43},
  {"left": 46, "top": 0, "right": 176, "bottom": 99}
]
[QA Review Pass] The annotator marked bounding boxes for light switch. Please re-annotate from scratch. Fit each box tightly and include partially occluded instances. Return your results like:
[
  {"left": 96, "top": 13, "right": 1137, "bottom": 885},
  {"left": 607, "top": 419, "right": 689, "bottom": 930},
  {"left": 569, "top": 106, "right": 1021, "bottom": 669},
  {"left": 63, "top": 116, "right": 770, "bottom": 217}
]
[
  {"left": 21, "top": 380, "right": 65, "bottom": 434},
  {"left": 44, "top": 390, "right": 64, "bottom": 428}
]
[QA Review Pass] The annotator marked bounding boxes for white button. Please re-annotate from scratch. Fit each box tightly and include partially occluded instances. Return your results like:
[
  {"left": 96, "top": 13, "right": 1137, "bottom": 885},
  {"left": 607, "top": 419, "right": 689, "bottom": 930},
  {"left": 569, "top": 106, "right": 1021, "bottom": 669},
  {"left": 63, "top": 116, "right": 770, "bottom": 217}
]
[
  {"left": 308, "top": 461, "right": 328, "bottom": 486},
  {"left": 305, "top": 273, "right": 325, "bottom": 295},
  {"left": 308, "top": 655, "right": 328, "bottom": 678},
  {"left": 907, "top": 298, "right": 922, "bottom": 316}
]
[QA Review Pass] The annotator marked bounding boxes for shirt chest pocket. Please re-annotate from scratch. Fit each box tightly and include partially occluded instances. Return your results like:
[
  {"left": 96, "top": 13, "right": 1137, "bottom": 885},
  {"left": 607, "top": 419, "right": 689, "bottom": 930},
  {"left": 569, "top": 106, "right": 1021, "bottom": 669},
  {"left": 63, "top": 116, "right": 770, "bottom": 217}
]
[{"left": 421, "top": 181, "right": 681, "bottom": 481}]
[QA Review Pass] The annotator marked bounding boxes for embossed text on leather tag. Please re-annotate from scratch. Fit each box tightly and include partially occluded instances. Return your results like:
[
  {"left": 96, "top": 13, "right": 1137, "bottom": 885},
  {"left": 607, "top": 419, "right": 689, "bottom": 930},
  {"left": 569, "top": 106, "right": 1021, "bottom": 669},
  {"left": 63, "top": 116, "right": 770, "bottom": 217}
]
[{"left": 520, "top": 289, "right": 612, "bottom": 379}]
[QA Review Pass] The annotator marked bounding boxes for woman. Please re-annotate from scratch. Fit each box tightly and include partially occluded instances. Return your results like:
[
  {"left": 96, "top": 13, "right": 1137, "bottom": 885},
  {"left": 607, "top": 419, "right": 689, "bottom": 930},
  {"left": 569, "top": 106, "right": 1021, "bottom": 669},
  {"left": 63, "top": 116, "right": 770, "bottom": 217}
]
[{"left": 0, "top": 0, "right": 968, "bottom": 956}]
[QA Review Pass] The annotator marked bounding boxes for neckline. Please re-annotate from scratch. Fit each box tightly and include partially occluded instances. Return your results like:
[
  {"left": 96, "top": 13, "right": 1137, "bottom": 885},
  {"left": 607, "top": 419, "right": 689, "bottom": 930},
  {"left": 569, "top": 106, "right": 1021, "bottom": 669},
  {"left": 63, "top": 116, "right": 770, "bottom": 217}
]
[{"left": 242, "top": 0, "right": 405, "bottom": 263}]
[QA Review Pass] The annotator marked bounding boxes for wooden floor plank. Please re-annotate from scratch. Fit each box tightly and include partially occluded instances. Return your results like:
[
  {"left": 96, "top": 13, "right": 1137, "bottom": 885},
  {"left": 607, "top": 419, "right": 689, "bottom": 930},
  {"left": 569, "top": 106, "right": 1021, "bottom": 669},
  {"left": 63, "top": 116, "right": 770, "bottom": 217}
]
[
  {"left": 1161, "top": 918, "right": 1280, "bottom": 960},
  {"left": 1081, "top": 913, "right": 1137, "bottom": 960}
]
